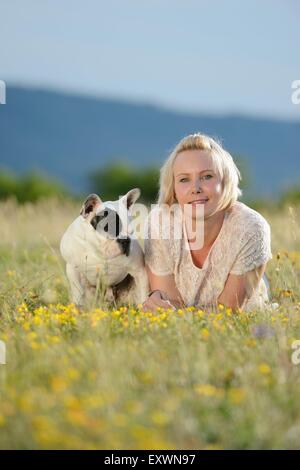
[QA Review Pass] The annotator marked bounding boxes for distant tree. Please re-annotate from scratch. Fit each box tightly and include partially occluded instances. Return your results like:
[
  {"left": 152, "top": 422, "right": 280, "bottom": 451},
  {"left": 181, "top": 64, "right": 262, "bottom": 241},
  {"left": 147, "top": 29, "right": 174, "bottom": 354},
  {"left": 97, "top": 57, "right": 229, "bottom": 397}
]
[
  {"left": 89, "top": 162, "right": 160, "bottom": 203},
  {"left": 0, "top": 169, "right": 68, "bottom": 203},
  {"left": 16, "top": 172, "right": 68, "bottom": 203},
  {"left": 138, "top": 167, "right": 160, "bottom": 203},
  {"left": 0, "top": 169, "right": 19, "bottom": 199},
  {"left": 279, "top": 186, "right": 300, "bottom": 207}
]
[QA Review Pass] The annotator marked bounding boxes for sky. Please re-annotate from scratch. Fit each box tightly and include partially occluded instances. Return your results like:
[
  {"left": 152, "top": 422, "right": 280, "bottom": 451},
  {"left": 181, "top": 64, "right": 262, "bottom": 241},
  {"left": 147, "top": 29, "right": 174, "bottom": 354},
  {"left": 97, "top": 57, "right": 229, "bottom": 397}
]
[{"left": 1, "top": 0, "right": 300, "bottom": 119}]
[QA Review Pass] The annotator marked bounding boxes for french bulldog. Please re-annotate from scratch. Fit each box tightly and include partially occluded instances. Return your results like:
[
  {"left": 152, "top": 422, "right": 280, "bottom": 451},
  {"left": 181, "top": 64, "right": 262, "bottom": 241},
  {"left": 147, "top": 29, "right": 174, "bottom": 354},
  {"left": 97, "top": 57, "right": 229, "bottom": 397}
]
[{"left": 60, "top": 188, "right": 149, "bottom": 308}]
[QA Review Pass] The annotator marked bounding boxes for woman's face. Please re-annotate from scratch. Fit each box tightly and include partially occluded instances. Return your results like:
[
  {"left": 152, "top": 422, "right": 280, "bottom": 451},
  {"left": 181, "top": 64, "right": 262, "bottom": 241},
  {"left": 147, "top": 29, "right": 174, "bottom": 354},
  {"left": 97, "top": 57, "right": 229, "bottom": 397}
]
[{"left": 173, "top": 149, "right": 223, "bottom": 218}]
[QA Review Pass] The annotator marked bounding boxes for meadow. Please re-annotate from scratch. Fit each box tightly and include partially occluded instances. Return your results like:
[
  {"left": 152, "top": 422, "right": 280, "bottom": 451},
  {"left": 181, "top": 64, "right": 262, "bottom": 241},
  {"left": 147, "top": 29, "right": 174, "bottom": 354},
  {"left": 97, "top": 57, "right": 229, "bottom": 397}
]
[{"left": 0, "top": 198, "right": 300, "bottom": 449}]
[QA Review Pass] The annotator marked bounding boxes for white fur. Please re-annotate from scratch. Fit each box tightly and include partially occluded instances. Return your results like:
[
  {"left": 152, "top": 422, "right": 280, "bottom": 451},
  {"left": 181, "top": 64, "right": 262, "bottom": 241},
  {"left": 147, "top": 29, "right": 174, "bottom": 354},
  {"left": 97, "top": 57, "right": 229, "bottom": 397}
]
[{"left": 60, "top": 191, "right": 149, "bottom": 307}]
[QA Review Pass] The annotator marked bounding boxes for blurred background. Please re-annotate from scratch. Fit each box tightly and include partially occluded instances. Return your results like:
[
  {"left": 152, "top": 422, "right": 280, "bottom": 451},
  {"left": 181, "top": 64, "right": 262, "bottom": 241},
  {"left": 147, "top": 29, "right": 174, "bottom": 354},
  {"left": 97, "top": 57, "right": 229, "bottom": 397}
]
[{"left": 0, "top": 0, "right": 299, "bottom": 208}]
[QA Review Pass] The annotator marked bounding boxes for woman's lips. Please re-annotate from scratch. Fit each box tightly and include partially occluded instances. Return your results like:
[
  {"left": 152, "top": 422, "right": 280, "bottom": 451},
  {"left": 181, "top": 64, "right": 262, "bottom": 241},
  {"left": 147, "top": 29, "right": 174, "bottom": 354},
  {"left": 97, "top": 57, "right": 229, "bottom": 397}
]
[{"left": 189, "top": 199, "right": 209, "bottom": 205}]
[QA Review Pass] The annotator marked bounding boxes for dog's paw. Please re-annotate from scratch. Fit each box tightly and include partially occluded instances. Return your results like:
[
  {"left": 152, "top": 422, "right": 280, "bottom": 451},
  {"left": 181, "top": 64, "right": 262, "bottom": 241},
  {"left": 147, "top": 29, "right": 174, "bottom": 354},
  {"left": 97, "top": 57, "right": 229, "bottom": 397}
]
[{"left": 104, "top": 287, "right": 115, "bottom": 303}]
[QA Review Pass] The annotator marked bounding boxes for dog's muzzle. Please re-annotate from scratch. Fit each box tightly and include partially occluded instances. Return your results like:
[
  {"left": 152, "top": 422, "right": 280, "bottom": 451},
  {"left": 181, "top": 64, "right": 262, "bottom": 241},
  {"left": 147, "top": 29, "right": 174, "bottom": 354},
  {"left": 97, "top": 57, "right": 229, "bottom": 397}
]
[{"left": 116, "top": 237, "right": 131, "bottom": 256}]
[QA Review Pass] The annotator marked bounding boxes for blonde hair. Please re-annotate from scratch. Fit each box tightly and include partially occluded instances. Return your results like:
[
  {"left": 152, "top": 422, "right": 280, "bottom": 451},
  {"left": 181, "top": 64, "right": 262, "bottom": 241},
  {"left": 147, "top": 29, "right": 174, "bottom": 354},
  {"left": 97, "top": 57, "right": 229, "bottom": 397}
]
[{"left": 158, "top": 133, "right": 242, "bottom": 213}]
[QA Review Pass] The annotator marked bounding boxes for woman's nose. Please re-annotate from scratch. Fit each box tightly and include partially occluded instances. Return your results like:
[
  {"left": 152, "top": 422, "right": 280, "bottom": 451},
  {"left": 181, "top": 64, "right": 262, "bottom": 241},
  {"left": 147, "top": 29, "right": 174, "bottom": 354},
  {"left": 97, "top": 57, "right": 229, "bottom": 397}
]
[{"left": 191, "top": 179, "right": 203, "bottom": 193}]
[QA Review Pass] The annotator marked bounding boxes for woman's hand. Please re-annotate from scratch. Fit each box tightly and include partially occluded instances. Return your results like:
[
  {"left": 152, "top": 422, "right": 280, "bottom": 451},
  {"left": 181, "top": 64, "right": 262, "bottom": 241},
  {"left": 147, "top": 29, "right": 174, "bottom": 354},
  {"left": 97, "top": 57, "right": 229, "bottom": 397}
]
[{"left": 142, "top": 290, "right": 176, "bottom": 311}]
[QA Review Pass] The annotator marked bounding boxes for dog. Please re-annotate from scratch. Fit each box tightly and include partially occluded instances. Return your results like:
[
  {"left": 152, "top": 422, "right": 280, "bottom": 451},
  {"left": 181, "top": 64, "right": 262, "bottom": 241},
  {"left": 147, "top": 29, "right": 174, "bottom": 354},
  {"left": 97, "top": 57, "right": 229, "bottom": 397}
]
[{"left": 60, "top": 188, "right": 149, "bottom": 308}]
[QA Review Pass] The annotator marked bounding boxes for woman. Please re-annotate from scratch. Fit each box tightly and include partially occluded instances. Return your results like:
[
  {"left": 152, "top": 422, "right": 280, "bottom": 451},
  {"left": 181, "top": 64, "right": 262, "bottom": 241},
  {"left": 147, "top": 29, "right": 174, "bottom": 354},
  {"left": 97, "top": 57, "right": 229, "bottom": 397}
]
[{"left": 142, "top": 133, "right": 272, "bottom": 312}]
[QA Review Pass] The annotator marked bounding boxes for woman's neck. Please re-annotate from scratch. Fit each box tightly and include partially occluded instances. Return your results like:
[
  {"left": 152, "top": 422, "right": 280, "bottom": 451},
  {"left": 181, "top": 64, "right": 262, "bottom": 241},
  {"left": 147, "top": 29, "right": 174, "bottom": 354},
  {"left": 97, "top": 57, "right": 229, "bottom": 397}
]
[
  {"left": 185, "top": 209, "right": 226, "bottom": 250},
  {"left": 203, "top": 210, "right": 226, "bottom": 248}
]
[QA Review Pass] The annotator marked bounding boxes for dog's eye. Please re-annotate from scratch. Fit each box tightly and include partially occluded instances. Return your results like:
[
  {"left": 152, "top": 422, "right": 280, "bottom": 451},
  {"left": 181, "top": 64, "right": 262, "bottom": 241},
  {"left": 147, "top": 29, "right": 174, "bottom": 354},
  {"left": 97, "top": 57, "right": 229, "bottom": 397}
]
[
  {"left": 90, "top": 215, "right": 101, "bottom": 230},
  {"left": 90, "top": 210, "right": 109, "bottom": 230},
  {"left": 99, "top": 210, "right": 108, "bottom": 219},
  {"left": 91, "top": 209, "right": 122, "bottom": 237}
]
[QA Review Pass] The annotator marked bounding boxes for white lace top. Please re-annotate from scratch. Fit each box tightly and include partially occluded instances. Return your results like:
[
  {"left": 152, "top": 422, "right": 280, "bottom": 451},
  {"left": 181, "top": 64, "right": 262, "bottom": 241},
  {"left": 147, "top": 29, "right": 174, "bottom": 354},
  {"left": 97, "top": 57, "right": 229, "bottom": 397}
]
[{"left": 144, "top": 201, "right": 273, "bottom": 312}]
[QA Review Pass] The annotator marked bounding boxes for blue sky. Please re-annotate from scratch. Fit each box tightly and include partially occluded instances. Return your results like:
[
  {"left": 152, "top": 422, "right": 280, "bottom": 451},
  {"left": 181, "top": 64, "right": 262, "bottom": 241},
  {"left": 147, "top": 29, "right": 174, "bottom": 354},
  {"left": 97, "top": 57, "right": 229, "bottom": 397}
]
[{"left": 1, "top": 0, "right": 299, "bottom": 119}]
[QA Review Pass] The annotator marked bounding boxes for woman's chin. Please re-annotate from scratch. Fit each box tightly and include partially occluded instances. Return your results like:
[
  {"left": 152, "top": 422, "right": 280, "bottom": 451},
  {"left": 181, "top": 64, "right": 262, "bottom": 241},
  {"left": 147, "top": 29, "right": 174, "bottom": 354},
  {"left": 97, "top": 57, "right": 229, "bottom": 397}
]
[
  {"left": 181, "top": 201, "right": 214, "bottom": 221},
  {"left": 191, "top": 203, "right": 209, "bottom": 218}
]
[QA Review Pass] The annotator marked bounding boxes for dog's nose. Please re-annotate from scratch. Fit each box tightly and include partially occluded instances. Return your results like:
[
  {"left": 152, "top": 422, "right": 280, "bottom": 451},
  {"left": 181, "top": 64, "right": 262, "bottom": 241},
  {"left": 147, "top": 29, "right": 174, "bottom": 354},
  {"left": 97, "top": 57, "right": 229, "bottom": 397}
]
[{"left": 116, "top": 237, "right": 131, "bottom": 256}]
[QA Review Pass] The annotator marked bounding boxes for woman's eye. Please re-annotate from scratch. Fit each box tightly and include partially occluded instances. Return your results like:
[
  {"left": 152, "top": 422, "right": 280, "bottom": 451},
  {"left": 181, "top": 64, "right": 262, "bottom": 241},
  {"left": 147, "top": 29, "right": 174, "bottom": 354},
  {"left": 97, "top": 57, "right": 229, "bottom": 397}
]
[{"left": 178, "top": 175, "right": 212, "bottom": 183}]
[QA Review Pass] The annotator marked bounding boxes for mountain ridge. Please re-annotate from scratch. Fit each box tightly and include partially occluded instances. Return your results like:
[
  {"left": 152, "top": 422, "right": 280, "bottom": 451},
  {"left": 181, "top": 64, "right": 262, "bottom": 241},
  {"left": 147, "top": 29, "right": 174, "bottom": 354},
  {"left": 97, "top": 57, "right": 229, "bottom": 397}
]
[{"left": 1, "top": 86, "right": 299, "bottom": 198}]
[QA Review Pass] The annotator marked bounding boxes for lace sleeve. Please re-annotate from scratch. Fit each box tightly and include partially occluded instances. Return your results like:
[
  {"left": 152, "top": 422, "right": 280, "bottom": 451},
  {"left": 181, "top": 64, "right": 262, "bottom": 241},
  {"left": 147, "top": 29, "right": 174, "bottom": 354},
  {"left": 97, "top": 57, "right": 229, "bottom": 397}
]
[{"left": 230, "top": 218, "right": 272, "bottom": 276}]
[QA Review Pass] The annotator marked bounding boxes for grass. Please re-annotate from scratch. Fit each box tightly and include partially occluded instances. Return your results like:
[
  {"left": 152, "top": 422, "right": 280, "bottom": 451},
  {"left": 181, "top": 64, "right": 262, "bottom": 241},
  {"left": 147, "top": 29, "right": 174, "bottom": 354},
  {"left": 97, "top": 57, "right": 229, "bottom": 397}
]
[{"left": 0, "top": 198, "right": 300, "bottom": 449}]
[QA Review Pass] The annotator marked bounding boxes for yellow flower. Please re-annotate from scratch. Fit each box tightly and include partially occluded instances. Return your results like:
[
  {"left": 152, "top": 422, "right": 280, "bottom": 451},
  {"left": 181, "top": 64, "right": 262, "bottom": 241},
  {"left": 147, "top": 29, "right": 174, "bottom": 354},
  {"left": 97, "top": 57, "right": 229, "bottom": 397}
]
[
  {"left": 194, "top": 384, "right": 224, "bottom": 398},
  {"left": 6, "top": 270, "right": 15, "bottom": 278},
  {"left": 151, "top": 411, "right": 169, "bottom": 426},
  {"left": 46, "top": 335, "right": 61, "bottom": 344},
  {"left": 258, "top": 363, "right": 271, "bottom": 375},
  {"left": 17, "top": 302, "right": 28, "bottom": 313},
  {"left": 18, "top": 392, "right": 35, "bottom": 413},
  {"left": 65, "top": 409, "right": 92, "bottom": 427},
  {"left": 0, "top": 333, "right": 9, "bottom": 342},
  {"left": 188, "top": 306, "right": 196, "bottom": 311},
  {"left": 112, "top": 309, "right": 121, "bottom": 317},
  {"left": 67, "top": 368, "right": 80, "bottom": 381},
  {"left": 200, "top": 328, "right": 210, "bottom": 340},
  {"left": 63, "top": 395, "right": 81, "bottom": 410},
  {"left": 197, "top": 309, "right": 205, "bottom": 318},
  {"left": 81, "top": 394, "right": 105, "bottom": 409},
  {"left": 33, "top": 316, "right": 42, "bottom": 326},
  {"left": 228, "top": 388, "right": 246, "bottom": 405},
  {"left": 226, "top": 307, "right": 232, "bottom": 316},
  {"left": 27, "top": 331, "right": 37, "bottom": 340},
  {"left": 212, "top": 320, "right": 225, "bottom": 331},
  {"left": 23, "top": 321, "right": 30, "bottom": 331},
  {"left": 245, "top": 338, "right": 257, "bottom": 348},
  {"left": 51, "top": 376, "right": 68, "bottom": 393}
]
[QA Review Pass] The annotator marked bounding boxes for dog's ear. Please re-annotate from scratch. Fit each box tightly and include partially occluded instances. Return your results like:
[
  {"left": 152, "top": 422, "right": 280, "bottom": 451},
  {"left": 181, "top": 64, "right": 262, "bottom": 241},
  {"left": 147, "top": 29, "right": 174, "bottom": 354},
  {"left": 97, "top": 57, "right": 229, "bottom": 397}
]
[
  {"left": 80, "top": 194, "right": 102, "bottom": 218},
  {"left": 122, "top": 188, "right": 141, "bottom": 210}
]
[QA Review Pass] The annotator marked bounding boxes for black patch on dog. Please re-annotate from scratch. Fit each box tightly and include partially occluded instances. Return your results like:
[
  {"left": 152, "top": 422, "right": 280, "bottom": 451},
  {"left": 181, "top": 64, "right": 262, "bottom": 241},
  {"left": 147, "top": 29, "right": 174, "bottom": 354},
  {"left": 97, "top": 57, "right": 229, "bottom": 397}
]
[
  {"left": 112, "top": 274, "right": 135, "bottom": 301},
  {"left": 86, "top": 204, "right": 94, "bottom": 214},
  {"left": 116, "top": 237, "right": 131, "bottom": 256},
  {"left": 91, "top": 209, "right": 122, "bottom": 237},
  {"left": 90, "top": 215, "right": 101, "bottom": 230}
]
